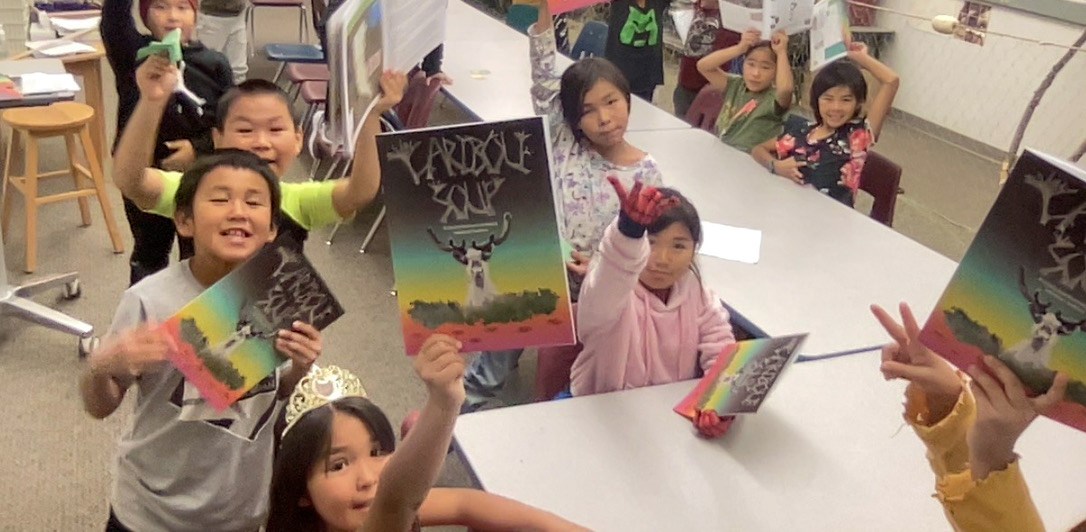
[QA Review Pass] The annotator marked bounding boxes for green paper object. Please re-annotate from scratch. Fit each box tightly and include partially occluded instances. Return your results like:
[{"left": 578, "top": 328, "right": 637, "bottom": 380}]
[{"left": 136, "top": 28, "right": 183, "bottom": 64}]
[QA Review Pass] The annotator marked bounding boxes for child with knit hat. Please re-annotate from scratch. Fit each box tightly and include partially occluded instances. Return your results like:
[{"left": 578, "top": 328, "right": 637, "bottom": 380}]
[{"left": 101, "top": 0, "right": 235, "bottom": 286}]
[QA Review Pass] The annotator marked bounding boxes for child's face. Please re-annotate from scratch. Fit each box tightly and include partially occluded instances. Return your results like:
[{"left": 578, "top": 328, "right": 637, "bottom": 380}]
[
  {"left": 175, "top": 166, "right": 278, "bottom": 267},
  {"left": 145, "top": 0, "right": 196, "bottom": 42},
  {"left": 305, "top": 412, "right": 390, "bottom": 531},
  {"left": 817, "top": 85, "right": 860, "bottom": 129},
  {"left": 213, "top": 94, "right": 303, "bottom": 177},
  {"left": 640, "top": 221, "right": 696, "bottom": 290},
  {"left": 579, "top": 80, "right": 630, "bottom": 149},
  {"left": 741, "top": 47, "right": 776, "bottom": 93}
]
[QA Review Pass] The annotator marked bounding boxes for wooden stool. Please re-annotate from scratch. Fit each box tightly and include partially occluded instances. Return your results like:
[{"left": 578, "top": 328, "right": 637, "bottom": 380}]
[{"left": 1, "top": 102, "right": 124, "bottom": 273}]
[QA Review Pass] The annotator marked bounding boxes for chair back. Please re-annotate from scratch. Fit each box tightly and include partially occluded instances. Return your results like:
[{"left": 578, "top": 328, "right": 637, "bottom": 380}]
[
  {"left": 859, "top": 150, "right": 903, "bottom": 226},
  {"left": 534, "top": 342, "right": 584, "bottom": 402},
  {"left": 684, "top": 86, "right": 724, "bottom": 132},
  {"left": 506, "top": 4, "right": 539, "bottom": 34},
  {"left": 570, "top": 21, "right": 608, "bottom": 59}
]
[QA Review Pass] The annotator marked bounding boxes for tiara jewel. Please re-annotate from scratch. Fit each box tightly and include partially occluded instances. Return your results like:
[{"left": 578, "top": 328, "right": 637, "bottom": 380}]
[{"left": 283, "top": 365, "right": 367, "bottom": 437}]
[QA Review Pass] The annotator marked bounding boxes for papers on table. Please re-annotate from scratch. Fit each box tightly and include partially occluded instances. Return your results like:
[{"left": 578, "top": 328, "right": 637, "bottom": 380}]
[
  {"left": 18, "top": 73, "right": 81, "bottom": 95},
  {"left": 699, "top": 221, "right": 762, "bottom": 264},
  {"left": 25, "top": 40, "right": 97, "bottom": 58},
  {"left": 49, "top": 16, "right": 102, "bottom": 34}
]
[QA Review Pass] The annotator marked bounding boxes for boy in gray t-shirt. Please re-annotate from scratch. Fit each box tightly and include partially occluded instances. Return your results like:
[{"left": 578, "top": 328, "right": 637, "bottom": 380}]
[{"left": 80, "top": 148, "right": 325, "bottom": 531}]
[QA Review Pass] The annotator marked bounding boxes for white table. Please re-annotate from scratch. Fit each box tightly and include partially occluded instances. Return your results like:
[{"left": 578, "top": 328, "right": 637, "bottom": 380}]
[
  {"left": 441, "top": 0, "right": 691, "bottom": 133},
  {"left": 454, "top": 351, "right": 1086, "bottom": 531},
  {"left": 627, "top": 127, "right": 959, "bottom": 358}
]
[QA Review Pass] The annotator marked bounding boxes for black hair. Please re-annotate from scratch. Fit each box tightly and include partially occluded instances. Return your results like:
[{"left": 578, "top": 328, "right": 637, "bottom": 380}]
[
  {"left": 267, "top": 396, "right": 397, "bottom": 532},
  {"left": 174, "top": 149, "right": 282, "bottom": 223},
  {"left": 810, "top": 59, "right": 868, "bottom": 126},
  {"left": 215, "top": 79, "right": 299, "bottom": 130},
  {"left": 744, "top": 40, "right": 778, "bottom": 65},
  {"left": 559, "top": 57, "right": 632, "bottom": 142}
]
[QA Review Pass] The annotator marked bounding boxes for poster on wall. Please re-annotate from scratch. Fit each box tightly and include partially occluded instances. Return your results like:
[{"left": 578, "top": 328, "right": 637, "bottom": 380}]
[{"left": 955, "top": 1, "right": 992, "bottom": 46}]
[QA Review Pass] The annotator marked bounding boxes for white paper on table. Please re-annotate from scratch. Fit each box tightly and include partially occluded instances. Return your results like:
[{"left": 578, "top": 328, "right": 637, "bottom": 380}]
[
  {"left": 25, "top": 40, "right": 97, "bottom": 57},
  {"left": 698, "top": 221, "right": 762, "bottom": 264},
  {"left": 50, "top": 17, "right": 101, "bottom": 33},
  {"left": 18, "top": 73, "right": 81, "bottom": 95}
]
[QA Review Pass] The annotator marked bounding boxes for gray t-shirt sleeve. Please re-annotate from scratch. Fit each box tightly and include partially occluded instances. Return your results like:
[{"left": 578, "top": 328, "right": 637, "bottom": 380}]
[{"left": 108, "top": 290, "right": 148, "bottom": 336}]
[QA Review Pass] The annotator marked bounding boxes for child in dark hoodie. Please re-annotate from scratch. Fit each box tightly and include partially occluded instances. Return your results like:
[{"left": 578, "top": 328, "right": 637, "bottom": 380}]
[{"left": 101, "top": 0, "right": 234, "bottom": 285}]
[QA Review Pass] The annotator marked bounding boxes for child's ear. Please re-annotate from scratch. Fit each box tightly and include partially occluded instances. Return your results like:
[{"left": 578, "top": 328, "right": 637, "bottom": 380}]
[
  {"left": 212, "top": 127, "right": 223, "bottom": 148},
  {"left": 175, "top": 211, "right": 195, "bottom": 238},
  {"left": 291, "top": 126, "right": 303, "bottom": 157},
  {"left": 298, "top": 495, "right": 311, "bottom": 508},
  {"left": 266, "top": 223, "right": 278, "bottom": 243}
]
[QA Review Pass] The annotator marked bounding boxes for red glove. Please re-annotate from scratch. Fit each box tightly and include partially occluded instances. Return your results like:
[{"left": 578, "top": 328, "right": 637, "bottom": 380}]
[
  {"left": 607, "top": 176, "right": 680, "bottom": 233},
  {"left": 694, "top": 410, "right": 735, "bottom": 439}
]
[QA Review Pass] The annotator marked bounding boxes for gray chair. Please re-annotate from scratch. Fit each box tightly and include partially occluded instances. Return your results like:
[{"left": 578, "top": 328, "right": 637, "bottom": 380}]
[{"left": 0, "top": 231, "right": 95, "bottom": 357}]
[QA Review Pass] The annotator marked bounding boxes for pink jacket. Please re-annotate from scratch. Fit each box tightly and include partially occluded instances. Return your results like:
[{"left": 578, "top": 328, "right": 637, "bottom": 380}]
[{"left": 570, "top": 221, "right": 736, "bottom": 396}]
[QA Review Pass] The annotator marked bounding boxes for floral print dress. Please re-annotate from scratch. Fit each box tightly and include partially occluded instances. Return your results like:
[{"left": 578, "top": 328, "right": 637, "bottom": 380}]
[
  {"left": 529, "top": 25, "right": 664, "bottom": 256},
  {"left": 775, "top": 117, "right": 874, "bottom": 206}
]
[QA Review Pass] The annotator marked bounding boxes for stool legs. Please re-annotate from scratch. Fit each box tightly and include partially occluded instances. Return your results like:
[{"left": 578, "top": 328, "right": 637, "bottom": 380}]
[
  {"left": 79, "top": 128, "right": 124, "bottom": 255},
  {"left": 23, "top": 135, "right": 40, "bottom": 273},
  {"left": 1, "top": 129, "right": 17, "bottom": 237},
  {"left": 63, "top": 133, "right": 92, "bottom": 227}
]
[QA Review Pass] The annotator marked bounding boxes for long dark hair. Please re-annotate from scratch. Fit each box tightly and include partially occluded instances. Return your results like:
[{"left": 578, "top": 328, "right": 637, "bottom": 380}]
[
  {"left": 810, "top": 59, "right": 868, "bottom": 126},
  {"left": 266, "top": 396, "right": 396, "bottom": 532},
  {"left": 559, "top": 57, "right": 632, "bottom": 142}
]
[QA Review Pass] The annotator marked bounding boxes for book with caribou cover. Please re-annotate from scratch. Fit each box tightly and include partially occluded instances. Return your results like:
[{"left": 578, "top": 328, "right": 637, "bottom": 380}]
[
  {"left": 377, "top": 117, "right": 575, "bottom": 355},
  {"left": 161, "top": 240, "right": 344, "bottom": 411},
  {"left": 920, "top": 149, "right": 1086, "bottom": 432}
]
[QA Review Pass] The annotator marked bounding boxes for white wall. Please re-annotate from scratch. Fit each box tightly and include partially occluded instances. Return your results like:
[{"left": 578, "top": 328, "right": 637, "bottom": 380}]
[{"left": 876, "top": 0, "right": 1086, "bottom": 159}]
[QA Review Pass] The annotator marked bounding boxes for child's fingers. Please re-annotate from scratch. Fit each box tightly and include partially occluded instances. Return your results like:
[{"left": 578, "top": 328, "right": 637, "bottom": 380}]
[
  {"left": 870, "top": 304, "right": 910, "bottom": 347},
  {"left": 606, "top": 175, "right": 628, "bottom": 200},
  {"left": 968, "top": 365, "right": 1010, "bottom": 413},
  {"left": 1034, "top": 373, "right": 1068, "bottom": 412},
  {"left": 880, "top": 360, "right": 927, "bottom": 383},
  {"left": 982, "top": 356, "right": 1030, "bottom": 409},
  {"left": 419, "top": 334, "right": 461, "bottom": 356},
  {"left": 290, "top": 321, "right": 321, "bottom": 341},
  {"left": 899, "top": 303, "right": 923, "bottom": 344}
]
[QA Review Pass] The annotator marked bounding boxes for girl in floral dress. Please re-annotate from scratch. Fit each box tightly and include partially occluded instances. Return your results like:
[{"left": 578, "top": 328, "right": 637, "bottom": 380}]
[{"left": 751, "top": 41, "right": 899, "bottom": 206}]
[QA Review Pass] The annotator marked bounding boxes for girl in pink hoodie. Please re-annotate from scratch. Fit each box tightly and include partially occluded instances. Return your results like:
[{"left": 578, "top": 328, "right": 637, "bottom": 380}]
[{"left": 571, "top": 178, "right": 737, "bottom": 437}]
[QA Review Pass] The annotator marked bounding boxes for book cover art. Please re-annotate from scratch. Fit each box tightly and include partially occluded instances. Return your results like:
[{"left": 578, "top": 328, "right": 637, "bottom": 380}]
[
  {"left": 920, "top": 150, "right": 1086, "bottom": 432},
  {"left": 378, "top": 117, "right": 576, "bottom": 355},
  {"left": 162, "top": 241, "right": 344, "bottom": 411},
  {"left": 720, "top": 0, "right": 813, "bottom": 36},
  {"left": 809, "top": 0, "right": 849, "bottom": 71},
  {"left": 674, "top": 334, "right": 807, "bottom": 419}
]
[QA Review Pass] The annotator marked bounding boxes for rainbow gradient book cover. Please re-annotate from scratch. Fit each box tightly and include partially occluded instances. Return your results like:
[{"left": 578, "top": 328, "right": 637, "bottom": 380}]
[
  {"left": 162, "top": 242, "right": 344, "bottom": 411},
  {"left": 378, "top": 117, "right": 575, "bottom": 355},
  {"left": 920, "top": 150, "right": 1086, "bottom": 432},
  {"left": 675, "top": 334, "right": 807, "bottom": 419}
]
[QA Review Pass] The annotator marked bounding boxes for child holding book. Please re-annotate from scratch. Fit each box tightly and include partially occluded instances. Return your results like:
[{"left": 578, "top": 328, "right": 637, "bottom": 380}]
[
  {"left": 267, "top": 342, "right": 589, "bottom": 531},
  {"left": 696, "top": 28, "right": 794, "bottom": 152},
  {"left": 571, "top": 179, "right": 736, "bottom": 438},
  {"left": 80, "top": 150, "right": 325, "bottom": 531},
  {"left": 111, "top": 56, "right": 406, "bottom": 254},
  {"left": 751, "top": 42, "right": 899, "bottom": 206},
  {"left": 102, "top": 0, "right": 235, "bottom": 284},
  {"left": 460, "top": 0, "right": 664, "bottom": 413},
  {"left": 605, "top": 0, "right": 670, "bottom": 102},
  {"left": 871, "top": 303, "right": 1081, "bottom": 532}
]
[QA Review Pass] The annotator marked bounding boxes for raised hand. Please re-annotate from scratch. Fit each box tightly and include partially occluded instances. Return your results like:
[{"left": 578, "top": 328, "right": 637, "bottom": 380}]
[
  {"left": 967, "top": 357, "right": 1067, "bottom": 480},
  {"left": 740, "top": 29, "right": 762, "bottom": 50},
  {"left": 608, "top": 176, "right": 680, "bottom": 227},
  {"left": 90, "top": 324, "right": 172, "bottom": 380},
  {"left": 770, "top": 31, "right": 789, "bottom": 55},
  {"left": 276, "top": 321, "right": 323, "bottom": 372},
  {"left": 136, "top": 54, "right": 179, "bottom": 103},
  {"left": 846, "top": 40, "right": 869, "bottom": 61},
  {"left": 871, "top": 303, "right": 962, "bottom": 422},
  {"left": 374, "top": 70, "right": 409, "bottom": 114},
  {"left": 414, "top": 334, "right": 466, "bottom": 411}
]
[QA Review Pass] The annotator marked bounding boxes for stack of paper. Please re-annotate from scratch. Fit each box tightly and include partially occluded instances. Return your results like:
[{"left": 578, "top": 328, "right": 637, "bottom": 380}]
[
  {"left": 26, "top": 40, "right": 97, "bottom": 58},
  {"left": 18, "top": 73, "right": 81, "bottom": 95}
]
